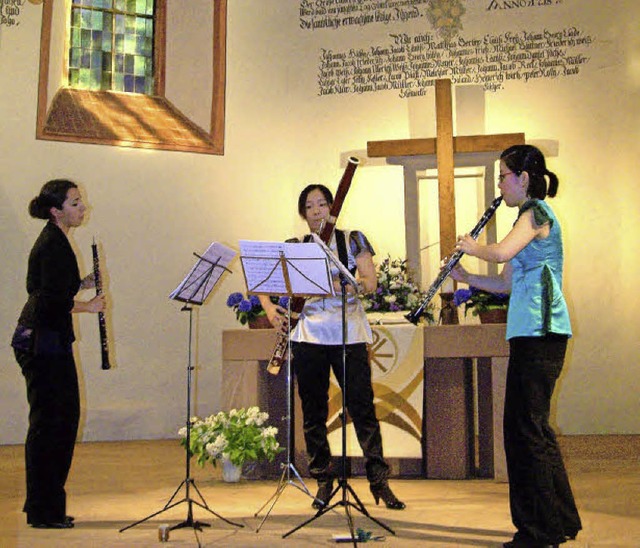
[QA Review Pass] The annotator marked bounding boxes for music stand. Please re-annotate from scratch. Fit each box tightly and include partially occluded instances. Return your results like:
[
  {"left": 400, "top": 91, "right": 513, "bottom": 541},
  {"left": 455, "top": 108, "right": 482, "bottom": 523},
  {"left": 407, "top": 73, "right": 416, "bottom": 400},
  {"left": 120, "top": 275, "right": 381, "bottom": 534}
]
[
  {"left": 282, "top": 234, "right": 394, "bottom": 545},
  {"left": 120, "top": 242, "right": 243, "bottom": 534},
  {"left": 237, "top": 240, "right": 334, "bottom": 531}
]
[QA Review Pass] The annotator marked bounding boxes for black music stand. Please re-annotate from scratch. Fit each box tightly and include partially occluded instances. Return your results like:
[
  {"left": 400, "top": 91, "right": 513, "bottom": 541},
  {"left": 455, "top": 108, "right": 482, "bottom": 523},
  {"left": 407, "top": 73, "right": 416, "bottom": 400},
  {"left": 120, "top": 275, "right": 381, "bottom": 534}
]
[
  {"left": 237, "top": 241, "right": 334, "bottom": 531},
  {"left": 120, "top": 243, "right": 243, "bottom": 534},
  {"left": 282, "top": 235, "right": 394, "bottom": 545}
]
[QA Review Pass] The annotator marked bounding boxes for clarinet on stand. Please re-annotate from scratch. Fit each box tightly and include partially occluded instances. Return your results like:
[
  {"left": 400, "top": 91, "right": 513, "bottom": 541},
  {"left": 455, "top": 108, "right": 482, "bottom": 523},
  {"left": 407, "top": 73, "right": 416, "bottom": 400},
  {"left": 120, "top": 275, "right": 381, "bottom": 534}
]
[{"left": 92, "top": 238, "right": 111, "bottom": 370}]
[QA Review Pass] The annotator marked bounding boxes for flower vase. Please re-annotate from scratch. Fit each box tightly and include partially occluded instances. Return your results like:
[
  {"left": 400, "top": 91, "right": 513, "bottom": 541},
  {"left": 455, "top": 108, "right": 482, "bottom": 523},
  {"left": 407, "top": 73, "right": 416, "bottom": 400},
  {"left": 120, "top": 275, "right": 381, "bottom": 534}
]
[
  {"left": 478, "top": 309, "right": 508, "bottom": 324},
  {"left": 248, "top": 315, "right": 272, "bottom": 329},
  {"left": 221, "top": 458, "right": 242, "bottom": 482}
]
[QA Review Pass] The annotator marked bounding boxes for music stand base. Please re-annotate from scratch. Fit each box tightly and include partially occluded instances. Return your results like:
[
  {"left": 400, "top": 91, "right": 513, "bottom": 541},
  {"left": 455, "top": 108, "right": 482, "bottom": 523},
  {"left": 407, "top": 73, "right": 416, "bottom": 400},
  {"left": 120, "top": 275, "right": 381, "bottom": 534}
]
[
  {"left": 254, "top": 462, "right": 315, "bottom": 532},
  {"left": 119, "top": 472, "right": 244, "bottom": 532},
  {"left": 282, "top": 478, "right": 394, "bottom": 542}
]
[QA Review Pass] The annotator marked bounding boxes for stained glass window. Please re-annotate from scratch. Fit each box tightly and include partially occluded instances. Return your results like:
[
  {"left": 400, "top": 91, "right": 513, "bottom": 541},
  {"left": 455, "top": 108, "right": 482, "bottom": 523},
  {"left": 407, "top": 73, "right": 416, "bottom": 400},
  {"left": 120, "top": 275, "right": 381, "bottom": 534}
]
[{"left": 68, "top": 0, "right": 155, "bottom": 94}]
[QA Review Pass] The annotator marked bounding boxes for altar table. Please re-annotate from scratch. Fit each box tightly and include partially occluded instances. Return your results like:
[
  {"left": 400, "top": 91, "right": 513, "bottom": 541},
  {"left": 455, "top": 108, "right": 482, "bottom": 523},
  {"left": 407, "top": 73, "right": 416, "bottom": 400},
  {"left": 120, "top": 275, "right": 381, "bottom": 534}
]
[{"left": 222, "top": 324, "right": 509, "bottom": 481}]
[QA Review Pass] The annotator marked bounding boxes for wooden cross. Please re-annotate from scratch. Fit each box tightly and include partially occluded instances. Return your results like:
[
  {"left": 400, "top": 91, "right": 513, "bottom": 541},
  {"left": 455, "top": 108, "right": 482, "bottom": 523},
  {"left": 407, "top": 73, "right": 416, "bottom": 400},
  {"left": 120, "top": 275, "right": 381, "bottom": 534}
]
[{"left": 367, "top": 79, "right": 525, "bottom": 283}]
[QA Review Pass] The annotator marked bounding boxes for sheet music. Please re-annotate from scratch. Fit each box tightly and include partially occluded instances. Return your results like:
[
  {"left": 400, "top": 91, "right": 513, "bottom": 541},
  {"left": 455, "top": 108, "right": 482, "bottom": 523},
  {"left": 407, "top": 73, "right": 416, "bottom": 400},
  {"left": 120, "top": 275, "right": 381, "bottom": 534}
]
[
  {"left": 169, "top": 242, "right": 236, "bottom": 304},
  {"left": 239, "top": 240, "right": 333, "bottom": 297}
]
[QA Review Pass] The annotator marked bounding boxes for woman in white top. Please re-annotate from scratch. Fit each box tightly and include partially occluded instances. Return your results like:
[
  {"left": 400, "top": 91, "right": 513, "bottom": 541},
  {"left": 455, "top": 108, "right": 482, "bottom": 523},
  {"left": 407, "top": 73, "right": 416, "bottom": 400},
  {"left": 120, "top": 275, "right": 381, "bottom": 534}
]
[{"left": 261, "top": 184, "right": 405, "bottom": 510}]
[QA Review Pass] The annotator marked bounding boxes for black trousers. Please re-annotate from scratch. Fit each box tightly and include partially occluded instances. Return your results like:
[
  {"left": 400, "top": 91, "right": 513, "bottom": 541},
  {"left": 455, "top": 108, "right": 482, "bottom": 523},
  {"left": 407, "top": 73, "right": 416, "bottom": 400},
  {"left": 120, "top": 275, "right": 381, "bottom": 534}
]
[
  {"left": 15, "top": 349, "right": 80, "bottom": 523},
  {"left": 504, "top": 336, "right": 582, "bottom": 544},
  {"left": 292, "top": 342, "right": 389, "bottom": 485}
]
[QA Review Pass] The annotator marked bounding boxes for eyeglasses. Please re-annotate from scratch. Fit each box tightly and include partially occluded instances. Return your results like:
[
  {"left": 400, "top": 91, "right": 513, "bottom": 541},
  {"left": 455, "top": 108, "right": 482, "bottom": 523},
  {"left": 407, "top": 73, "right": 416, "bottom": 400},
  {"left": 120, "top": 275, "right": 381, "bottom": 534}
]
[{"left": 498, "top": 171, "right": 516, "bottom": 182}]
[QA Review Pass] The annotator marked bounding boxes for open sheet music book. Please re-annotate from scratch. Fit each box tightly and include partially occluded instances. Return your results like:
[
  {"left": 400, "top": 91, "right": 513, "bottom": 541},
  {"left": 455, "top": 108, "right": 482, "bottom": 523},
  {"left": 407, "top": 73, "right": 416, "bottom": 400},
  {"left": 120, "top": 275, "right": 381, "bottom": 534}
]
[
  {"left": 169, "top": 242, "right": 236, "bottom": 304},
  {"left": 239, "top": 240, "right": 333, "bottom": 297}
]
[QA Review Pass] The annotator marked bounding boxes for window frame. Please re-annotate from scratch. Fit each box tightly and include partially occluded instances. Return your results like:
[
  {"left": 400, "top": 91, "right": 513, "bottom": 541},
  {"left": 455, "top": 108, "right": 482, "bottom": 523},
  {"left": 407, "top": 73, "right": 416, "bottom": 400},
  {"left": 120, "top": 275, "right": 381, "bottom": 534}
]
[{"left": 36, "top": 0, "right": 227, "bottom": 155}]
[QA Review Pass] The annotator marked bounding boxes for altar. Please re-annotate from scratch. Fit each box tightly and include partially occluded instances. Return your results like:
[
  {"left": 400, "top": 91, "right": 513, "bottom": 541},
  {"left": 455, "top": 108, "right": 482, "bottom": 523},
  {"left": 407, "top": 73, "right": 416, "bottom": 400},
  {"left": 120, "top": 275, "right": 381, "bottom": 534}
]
[{"left": 221, "top": 324, "right": 509, "bottom": 481}]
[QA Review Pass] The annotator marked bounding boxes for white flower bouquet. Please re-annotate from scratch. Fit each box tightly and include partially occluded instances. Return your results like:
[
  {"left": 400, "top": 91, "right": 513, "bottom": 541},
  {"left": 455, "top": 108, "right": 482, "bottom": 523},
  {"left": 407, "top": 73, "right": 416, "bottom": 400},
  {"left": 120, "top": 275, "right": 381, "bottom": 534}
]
[{"left": 178, "top": 406, "right": 282, "bottom": 467}]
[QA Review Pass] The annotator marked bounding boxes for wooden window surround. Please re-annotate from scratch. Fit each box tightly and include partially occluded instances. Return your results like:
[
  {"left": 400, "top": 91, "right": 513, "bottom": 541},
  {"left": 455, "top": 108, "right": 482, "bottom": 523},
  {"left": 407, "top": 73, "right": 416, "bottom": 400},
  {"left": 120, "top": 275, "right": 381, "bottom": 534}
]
[{"left": 36, "top": 0, "right": 227, "bottom": 155}]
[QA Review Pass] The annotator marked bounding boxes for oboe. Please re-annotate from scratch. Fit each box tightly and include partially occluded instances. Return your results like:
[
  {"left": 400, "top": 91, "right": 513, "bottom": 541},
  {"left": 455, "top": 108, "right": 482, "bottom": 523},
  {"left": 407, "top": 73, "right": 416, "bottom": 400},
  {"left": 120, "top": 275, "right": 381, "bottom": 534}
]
[
  {"left": 405, "top": 195, "right": 503, "bottom": 325},
  {"left": 91, "top": 239, "right": 111, "bottom": 370}
]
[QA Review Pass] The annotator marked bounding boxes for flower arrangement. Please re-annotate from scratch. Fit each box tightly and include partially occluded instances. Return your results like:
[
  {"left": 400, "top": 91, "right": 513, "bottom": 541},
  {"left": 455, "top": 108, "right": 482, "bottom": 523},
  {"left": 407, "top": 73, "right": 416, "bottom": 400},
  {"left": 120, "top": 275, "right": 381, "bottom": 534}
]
[
  {"left": 226, "top": 292, "right": 289, "bottom": 325},
  {"left": 453, "top": 286, "right": 509, "bottom": 317},
  {"left": 179, "top": 407, "right": 282, "bottom": 468},
  {"left": 360, "top": 256, "right": 435, "bottom": 323}
]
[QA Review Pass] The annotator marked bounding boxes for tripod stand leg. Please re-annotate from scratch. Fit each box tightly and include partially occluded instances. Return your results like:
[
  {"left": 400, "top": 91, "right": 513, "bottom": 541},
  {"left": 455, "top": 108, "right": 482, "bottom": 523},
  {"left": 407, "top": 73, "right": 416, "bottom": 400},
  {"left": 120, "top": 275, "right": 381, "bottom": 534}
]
[
  {"left": 168, "top": 499, "right": 211, "bottom": 531},
  {"left": 342, "top": 482, "right": 395, "bottom": 535},
  {"left": 254, "top": 462, "right": 317, "bottom": 532},
  {"left": 254, "top": 467, "right": 288, "bottom": 533},
  {"left": 189, "top": 481, "right": 244, "bottom": 527},
  {"left": 288, "top": 462, "right": 315, "bottom": 497},
  {"left": 118, "top": 500, "right": 178, "bottom": 532},
  {"left": 118, "top": 478, "right": 244, "bottom": 533}
]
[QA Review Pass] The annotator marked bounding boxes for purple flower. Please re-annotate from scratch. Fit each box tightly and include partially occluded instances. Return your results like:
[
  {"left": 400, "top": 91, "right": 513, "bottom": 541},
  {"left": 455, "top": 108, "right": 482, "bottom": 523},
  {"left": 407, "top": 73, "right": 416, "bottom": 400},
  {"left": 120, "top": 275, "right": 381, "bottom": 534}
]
[
  {"left": 226, "top": 292, "right": 243, "bottom": 307},
  {"left": 453, "top": 288, "right": 472, "bottom": 307},
  {"left": 238, "top": 299, "right": 252, "bottom": 313},
  {"left": 249, "top": 295, "right": 261, "bottom": 308},
  {"left": 278, "top": 296, "right": 290, "bottom": 308},
  {"left": 389, "top": 303, "right": 400, "bottom": 312}
]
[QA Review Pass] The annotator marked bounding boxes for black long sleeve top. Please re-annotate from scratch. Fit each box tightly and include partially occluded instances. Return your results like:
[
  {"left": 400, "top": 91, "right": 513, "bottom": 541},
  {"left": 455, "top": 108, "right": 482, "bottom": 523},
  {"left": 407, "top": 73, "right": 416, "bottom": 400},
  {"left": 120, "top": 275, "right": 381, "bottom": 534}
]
[{"left": 17, "top": 222, "right": 81, "bottom": 345}]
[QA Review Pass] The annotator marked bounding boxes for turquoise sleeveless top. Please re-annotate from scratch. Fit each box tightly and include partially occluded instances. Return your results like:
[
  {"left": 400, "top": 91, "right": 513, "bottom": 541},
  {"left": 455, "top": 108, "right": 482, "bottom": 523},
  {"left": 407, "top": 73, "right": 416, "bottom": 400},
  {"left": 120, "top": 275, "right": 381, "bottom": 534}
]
[{"left": 506, "top": 199, "right": 572, "bottom": 340}]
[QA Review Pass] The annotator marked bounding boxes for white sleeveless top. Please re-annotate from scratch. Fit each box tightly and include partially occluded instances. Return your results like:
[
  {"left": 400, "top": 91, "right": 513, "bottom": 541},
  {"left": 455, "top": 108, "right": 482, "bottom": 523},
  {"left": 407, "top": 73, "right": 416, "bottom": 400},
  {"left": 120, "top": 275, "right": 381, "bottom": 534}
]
[{"left": 291, "top": 230, "right": 374, "bottom": 346}]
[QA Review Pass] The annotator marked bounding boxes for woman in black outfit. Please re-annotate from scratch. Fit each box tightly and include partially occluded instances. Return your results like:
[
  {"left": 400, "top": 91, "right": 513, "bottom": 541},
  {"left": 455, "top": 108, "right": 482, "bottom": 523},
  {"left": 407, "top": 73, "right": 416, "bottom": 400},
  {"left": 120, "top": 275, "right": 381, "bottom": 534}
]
[{"left": 11, "top": 179, "right": 105, "bottom": 529}]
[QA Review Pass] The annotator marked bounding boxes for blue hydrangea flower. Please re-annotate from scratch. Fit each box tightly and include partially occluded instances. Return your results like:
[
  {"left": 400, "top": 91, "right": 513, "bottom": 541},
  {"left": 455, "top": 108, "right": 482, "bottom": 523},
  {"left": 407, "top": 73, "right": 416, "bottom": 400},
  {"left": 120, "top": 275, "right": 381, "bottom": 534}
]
[
  {"left": 278, "top": 296, "right": 290, "bottom": 308},
  {"left": 453, "top": 288, "right": 472, "bottom": 307},
  {"left": 249, "top": 295, "right": 261, "bottom": 307},
  {"left": 226, "top": 292, "right": 243, "bottom": 307},
  {"left": 238, "top": 299, "right": 252, "bottom": 313}
]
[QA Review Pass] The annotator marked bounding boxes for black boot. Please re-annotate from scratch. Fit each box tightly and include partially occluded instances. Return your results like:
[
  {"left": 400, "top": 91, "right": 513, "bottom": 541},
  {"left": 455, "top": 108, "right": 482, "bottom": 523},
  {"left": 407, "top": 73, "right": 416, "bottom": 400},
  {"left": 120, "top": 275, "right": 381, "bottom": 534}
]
[
  {"left": 312, "top": 479, "right": 334, "bottom": 509},
  {"left": 370, "top": 481, "right": 406, "bottom": 510}
]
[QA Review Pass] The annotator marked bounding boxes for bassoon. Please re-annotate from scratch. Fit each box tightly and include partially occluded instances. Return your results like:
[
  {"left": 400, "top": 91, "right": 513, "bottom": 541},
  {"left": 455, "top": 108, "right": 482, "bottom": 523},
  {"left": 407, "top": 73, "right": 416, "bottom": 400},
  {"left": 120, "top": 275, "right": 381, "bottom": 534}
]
[
  {"left": 91, "top": 239, "right": 111, "bottom": 370},
  {"left": 405, "top": 195, "right": 503, "bottom": 325},
  {"left": 266, "top": 157, "right": 360, "bottom": 375}
]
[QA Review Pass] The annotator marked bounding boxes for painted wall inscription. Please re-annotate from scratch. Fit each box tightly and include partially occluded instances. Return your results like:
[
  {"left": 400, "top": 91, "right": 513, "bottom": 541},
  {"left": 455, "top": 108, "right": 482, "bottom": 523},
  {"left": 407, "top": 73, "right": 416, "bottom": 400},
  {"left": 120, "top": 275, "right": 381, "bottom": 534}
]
[
  {"left": 318, "top": 27, "right": 592, "bottom": 95},
  {"left": 302, "top": 0, "right": 589, "bottom": 95},
  {"left": 0, "top": 0, "right": 25, "bottom": 27}
]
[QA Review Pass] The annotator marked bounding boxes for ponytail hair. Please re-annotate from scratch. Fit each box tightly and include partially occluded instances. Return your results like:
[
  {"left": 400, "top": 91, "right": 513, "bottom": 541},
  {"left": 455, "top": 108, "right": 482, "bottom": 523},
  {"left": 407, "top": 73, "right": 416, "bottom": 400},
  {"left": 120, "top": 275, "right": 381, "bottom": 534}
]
[
  {"left": 28, "top": 179, "right": 78, "bottom": 220},
  {"left": 500, "top": 145, "right": 559, "bottom": 199}
]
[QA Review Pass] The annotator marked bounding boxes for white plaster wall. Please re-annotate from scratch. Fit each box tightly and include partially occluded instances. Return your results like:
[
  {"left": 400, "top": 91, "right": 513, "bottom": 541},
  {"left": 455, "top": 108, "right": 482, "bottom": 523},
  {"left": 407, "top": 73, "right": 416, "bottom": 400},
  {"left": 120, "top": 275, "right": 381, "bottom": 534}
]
[{"left": 0, "top": 1, "right": 638, "bottom": 445}]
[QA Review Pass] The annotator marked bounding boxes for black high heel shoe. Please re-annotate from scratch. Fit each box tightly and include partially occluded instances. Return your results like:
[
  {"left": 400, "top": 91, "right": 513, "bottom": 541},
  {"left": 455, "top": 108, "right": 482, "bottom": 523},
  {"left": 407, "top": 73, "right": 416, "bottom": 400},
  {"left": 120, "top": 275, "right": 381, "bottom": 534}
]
[
  {"left": 312, "top": 479, "right": 334, "bottom": 509},
  {"left": 370, "top": 482, "right": 406, "bottom": 510}
]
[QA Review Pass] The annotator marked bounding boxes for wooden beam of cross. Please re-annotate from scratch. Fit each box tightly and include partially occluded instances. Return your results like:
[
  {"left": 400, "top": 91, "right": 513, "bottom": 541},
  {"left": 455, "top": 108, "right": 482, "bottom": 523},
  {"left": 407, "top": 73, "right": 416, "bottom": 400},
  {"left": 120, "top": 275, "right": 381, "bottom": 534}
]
[{"left": 367, "top": 79, "right": 525, "bottom": 282}]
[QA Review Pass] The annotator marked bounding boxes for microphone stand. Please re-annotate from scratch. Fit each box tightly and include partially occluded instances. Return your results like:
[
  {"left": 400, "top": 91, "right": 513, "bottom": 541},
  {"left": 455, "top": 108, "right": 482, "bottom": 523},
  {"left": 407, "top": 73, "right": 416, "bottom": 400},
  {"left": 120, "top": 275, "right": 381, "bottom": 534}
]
[{"left": 283, "top": 275, "right": 394, "bottom": 545}]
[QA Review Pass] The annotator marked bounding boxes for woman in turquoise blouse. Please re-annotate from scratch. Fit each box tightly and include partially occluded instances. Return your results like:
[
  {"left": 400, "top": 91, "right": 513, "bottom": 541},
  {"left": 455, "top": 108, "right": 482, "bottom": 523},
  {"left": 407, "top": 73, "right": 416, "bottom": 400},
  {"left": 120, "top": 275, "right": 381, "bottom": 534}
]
[{"left": 452, "top": 145, "right": 581, "bottom": 548}]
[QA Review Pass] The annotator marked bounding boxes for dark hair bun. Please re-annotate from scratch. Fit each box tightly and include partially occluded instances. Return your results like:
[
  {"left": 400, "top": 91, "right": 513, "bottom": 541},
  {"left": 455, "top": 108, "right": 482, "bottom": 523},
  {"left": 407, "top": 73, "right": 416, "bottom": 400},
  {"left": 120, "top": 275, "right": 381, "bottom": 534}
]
[
  {"left": 28, "top": 195, "right": 50, "bottom": 219},
  {"left": 28, "top": 179, "right": 78, "bottom": 220}
]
